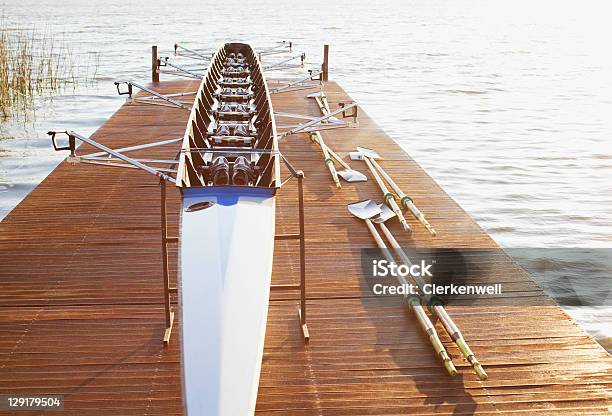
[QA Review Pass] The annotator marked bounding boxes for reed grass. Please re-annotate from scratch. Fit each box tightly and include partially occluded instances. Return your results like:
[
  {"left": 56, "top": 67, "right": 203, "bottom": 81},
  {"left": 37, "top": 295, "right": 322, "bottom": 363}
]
[{"left": 0, "top": 24, "right": 97, "bottom": 118}]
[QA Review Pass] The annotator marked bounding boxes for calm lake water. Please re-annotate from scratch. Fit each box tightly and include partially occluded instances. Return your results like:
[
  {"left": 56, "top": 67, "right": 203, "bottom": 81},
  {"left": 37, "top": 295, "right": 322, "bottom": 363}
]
[{"left": 1, "top": 0, "right": 610, "bottom": 350}]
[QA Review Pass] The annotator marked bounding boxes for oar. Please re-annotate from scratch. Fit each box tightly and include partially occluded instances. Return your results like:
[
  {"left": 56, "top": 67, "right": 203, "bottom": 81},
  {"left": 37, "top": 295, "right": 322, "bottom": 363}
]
[
  {"left": 48, "top": 131, "right": 175, "bottom": 183},
  {"left": 357, "top": 154, "right": 411, "bottom": 233},
  {"left": 310, "top": 131, "right": 341, "bottom": 189},
  {"left": 347, "top": 200, "right": 456, "bottom": 376},
  {"left": 377, "top": 221, "right": 488, "bottom": 381},
  {"left": 368, "top": 155, "right": 437, "bottom": 236}
]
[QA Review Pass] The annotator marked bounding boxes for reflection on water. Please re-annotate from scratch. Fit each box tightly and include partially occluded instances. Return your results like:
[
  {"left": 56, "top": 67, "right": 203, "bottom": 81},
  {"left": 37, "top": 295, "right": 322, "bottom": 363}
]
[{"left": 0, "top": 0, "right": 610, "bottom": 350}]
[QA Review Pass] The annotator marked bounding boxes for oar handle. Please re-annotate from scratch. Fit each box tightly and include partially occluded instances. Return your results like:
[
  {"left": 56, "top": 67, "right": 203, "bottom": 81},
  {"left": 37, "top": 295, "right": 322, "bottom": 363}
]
[
  {"left": 364, "top": 219, "right": 456, "bottom": 376},
  {"left": 407, "top": 296, "right": 457, "bottom": 376},
  {"left": 455, "top": 338, "right": 488, "bottom": 381},
  {"left": 401, "top": 196, "right": 437, "bottom": 236},
  {"left": 433, "top": 305, "right": 488, "bottom": 381}
]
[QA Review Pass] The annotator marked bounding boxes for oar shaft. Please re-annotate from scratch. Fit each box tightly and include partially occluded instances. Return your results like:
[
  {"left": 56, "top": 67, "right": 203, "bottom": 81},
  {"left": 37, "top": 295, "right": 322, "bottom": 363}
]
[
  {"left": 378, "top": 222, "right": 426, "bottom": 289},
  {"left": 310, "top": 132, "right": 341, "bottom": 188},
  {"left": 363, "top": 157, "right": 411, "bottom": 233},
  {"left": 364, "top": 219, "right": 392, "bottom": 260},
  {"left": 163, "top": 60, "right": 204, "bottom": 80},
  {"left": 369, "top": 158, "right": 436, "bottom": 236},
  {"left": 362, "top": 219, "right": 456, "bottom": 376},
  {"left": 327, "top": 147, "right": 351, "bottom": 170},
  {"left": 311, "top": 134, "right": 352, "bottom": 170}
]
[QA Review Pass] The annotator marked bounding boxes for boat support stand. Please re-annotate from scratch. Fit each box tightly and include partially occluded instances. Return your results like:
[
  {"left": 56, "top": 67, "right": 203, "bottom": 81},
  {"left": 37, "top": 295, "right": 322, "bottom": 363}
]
[
  {"left": 160, "top": 179, "right": 177, "bottom": 345},
  {"left": 271, "top": 170, "right": 310, "bottom": 342}
]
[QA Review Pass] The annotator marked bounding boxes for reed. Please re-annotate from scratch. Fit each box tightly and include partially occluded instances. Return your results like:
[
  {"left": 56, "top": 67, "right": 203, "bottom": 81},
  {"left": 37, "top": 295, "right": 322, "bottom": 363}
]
[{"left": 0, "top": 24, "right": 96, "bottom": 118}]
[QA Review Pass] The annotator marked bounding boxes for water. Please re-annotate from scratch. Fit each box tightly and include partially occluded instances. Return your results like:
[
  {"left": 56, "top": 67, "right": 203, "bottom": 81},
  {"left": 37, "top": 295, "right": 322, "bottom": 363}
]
[{"left": 0, "top": 0, "right": 610, "bottom": 350}]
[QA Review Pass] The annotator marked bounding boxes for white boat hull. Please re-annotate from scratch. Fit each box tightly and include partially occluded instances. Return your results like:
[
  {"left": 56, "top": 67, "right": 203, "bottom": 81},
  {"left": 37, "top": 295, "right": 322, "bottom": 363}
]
[{"left": 179, "top": 188, "right": 276, "bottom": 415}]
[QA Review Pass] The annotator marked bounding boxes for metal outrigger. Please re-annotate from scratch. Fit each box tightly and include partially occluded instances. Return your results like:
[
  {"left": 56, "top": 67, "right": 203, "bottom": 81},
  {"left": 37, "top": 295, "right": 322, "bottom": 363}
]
[{"left": 114, "top": 80, "right": 193, "bottom": 110}]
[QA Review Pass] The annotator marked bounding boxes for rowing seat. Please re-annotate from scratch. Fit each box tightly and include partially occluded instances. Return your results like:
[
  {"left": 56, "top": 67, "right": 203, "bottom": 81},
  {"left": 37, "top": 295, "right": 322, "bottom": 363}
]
[
  {"left": 223, "top": 68, "right": 249, "bottom": 77},
  {"left": 220, "top": 77, "right": 248, "bottom": 86},
  {"left": 211, "top": 122, "right": 255, "bottom": 137},
  {"left": 219, "top": 103, "right": 249, "bottom": 113},
  {"left": 227, "top": 60, "right": 246, "bottom": 68},
  {"left": 220, "top": 87, "right": 249, "bottom": 96},
  {"left": 217, "top": 87, "right": 252, "bottom": 99},
  {"left": 222, "top": 87, "right": 249, "bottom": 95},
  {"left": 216, "top": 112, "right": 252, "bottom": 122},
  {"left": 211, "top": 136, "right": 254, "bottom": 146}
]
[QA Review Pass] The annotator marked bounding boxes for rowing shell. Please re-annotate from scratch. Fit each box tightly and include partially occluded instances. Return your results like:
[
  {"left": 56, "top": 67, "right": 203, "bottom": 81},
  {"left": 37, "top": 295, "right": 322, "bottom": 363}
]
[{"left": 176, "top": 43, "right": 281, "bottom": 415}]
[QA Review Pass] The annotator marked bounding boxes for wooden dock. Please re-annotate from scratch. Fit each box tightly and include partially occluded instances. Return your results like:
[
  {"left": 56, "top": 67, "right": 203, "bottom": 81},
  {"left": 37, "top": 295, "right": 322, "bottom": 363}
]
[{"left": 1, "top": 79, "right": 610, "bottom": 415}]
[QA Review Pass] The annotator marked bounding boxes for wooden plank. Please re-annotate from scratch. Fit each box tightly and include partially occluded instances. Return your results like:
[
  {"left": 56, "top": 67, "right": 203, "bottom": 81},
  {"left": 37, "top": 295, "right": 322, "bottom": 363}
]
[{"left": 0, "top": 79, "right": 610, "bottom": 415}]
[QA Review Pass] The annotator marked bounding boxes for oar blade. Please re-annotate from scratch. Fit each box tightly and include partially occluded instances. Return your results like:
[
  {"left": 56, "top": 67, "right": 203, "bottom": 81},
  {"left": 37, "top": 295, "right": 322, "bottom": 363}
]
[
  {"left": 347, "top": 199, "right": 381, "bottom": 220},
  {"left": 356, "top": 146, "right": 381, "bottom": 159},
  {"left": 337, "top": 169, "right": 368, "bottom": 182},
  {"left": 373, "top": 203, "right": 396, "bottom": 223}
]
